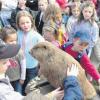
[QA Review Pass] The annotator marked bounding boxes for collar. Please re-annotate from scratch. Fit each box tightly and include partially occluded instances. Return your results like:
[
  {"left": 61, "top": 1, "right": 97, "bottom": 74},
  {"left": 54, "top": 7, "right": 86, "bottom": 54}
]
[
  {"left": 0, "top": 74, "right": 5, "bottom": 79},
  {"left": 0, "top": 75, "right": 9, "bottom": 85}
]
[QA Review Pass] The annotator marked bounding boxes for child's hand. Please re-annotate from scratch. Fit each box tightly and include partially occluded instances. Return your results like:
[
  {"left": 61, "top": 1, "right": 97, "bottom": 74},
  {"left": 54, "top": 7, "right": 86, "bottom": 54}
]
[
  {"left": 51, "top": 87, "right": 64, "bottom": 100},
  {"left": 19, "top": 79, "right": 24, "bottom": 85},
  {"left": 67, "top": 64, "right": 79, "bottom": 77}
]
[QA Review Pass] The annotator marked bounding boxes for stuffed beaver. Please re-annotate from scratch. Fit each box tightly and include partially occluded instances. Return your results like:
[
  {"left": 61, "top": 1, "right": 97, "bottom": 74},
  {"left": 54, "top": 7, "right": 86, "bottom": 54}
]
[{"left": 30, "top": 41, "right": 97, "bottom": 99}]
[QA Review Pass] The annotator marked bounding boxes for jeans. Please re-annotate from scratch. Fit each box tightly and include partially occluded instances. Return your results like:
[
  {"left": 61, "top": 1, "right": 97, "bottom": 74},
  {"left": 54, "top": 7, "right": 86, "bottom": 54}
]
[
  {"left": 22, "top": 67, "right": 38, "bottom": 95},
  {"left": 11, "top": 80, "right": 22, "bottom": 94}
]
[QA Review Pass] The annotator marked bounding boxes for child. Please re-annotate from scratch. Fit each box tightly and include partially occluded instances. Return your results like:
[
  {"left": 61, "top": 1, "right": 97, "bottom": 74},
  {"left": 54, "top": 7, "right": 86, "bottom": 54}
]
[
  {"left": 0, "top": 39, "right": 83, "bottom": 100},
  {"left": 0, "top": 39, "right": 24, "bottom": 100},
  {"left": 43, "top": 24, "right": 61, "bottom": 47},
  {"left": 68, "top": 1, "right": 99, "bottom": 57},
  {"left": 35, "top": 0, "right": 48, "bottom": 34},
  {"left": 66, "top": 2, "right": 80, "bottom": 34},
  {"left": 10, "top": 0, "right": 34, "bottom": 30},
  {"left": 43, "top": 4, "right": 68, "bottom": 46},
  {"left": 62, "top": 5, "right": 71, "bottom": 27},
  {"left": 61, "top": 31, "right": 100, "bottom": 85},
  {"left": 0, "top": 26, "right": 26, "bottom": 94},
  {"left": 16, "top": 10, "right": 45, "bottom": 95}
]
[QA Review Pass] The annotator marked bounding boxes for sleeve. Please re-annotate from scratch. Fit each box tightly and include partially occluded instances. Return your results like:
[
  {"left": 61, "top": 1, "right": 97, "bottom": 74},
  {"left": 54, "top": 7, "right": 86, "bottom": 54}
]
[
  {"left": 45, "top": 92, "right": 56, "bottom": 100},
  {"left": 17, "top": 49, "right": 26, "bottom": 80},
  {"left": 68, "top": 22, "right": 76, "bottom": 42},
  {"left": 24, "top": 92, "right": 49, "bottom": 100},
  {"left": 10, "top": 10, "right": 17, "bottom": 29},
  {"left": 66, "top": 17, "right": 72, "bottom": 34},
  {"left": 80, "top": 55, "right": 100, "bottom": 80},
  {"left": 91, "top": 23, "right": 99, "bottom": 46},
  {"left": 20, "top": 58, "right": 26, "bottom": 80},
  {"left": 93, "top": 38, "right": 100, "bottom": 62},
  {"left": 63, "top": 76, "right": 83, "bottom": 100}
]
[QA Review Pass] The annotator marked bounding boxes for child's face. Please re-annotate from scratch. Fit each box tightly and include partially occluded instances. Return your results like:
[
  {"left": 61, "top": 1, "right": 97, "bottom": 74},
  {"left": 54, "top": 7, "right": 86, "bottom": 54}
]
[
  {"left": 82, "top": 6, "right": 93, "bottom": 20},
  {"left": 0, "top": 59, "right": 10, "bottom": 74},
  {"left": 73, "top": 39, "right": 89, "bottom": 52},
  {"left": 43, "top": 30, "right": 55, "bottom": 42},
  {"left": 72, "top": 7, "right": 80, "bottom": 18},
  {"left": 5, "top": 33, "right": 17, "bottom": 44},
  {"left": 63, "top": 7, "right": 70, "bottom": 15},
  {"left": 38, "top": 0, "right": 48, "bottom": 12},
  {"left": 55, "top": 13, "right": 62, "bottom": 26},
  {"left": 19, "top": 16, "right": 32, "bottom": 33}
]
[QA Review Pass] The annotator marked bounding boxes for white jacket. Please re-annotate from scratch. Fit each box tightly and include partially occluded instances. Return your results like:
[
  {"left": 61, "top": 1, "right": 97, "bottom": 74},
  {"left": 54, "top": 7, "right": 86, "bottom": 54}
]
[{"left": 0, "top": 76, "right": 24, "bottom": 100}]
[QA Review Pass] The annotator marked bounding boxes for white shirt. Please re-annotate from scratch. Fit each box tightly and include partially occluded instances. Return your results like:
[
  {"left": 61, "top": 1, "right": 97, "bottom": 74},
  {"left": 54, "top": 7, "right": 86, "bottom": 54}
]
[{"left": 0, "top": 76, "right": 24, "bottom": 100}]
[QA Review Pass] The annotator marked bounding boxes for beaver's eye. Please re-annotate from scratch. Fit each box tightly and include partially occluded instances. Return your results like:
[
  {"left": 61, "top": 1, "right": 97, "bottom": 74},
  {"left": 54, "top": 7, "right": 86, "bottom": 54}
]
[{"left": 43, "top": 46, "right": 47, "bottom": 49}]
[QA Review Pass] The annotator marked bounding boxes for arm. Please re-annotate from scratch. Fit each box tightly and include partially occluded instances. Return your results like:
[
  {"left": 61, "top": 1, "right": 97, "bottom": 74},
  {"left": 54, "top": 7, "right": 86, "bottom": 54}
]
[
  {"left": 91, "top": 23, "right": 99, "bottom": 45},
  {"left": 20, "top": 58, "right": 26, "bottom": 84},
  {"left": 63, "top": 64, "right": 83, "bottom": 100},
  {"left": 93, "top": 38, "right": 100, "bottom": 61},
  {"left": 45, "top": 87, "right": 64, "bottom": 100},
  {"left": 66, "top": 17, "right": 72, "bottom": 34},
  {"left": 0, "top": 76, "right": 24, "bottom": 100},
  {"left": 10, "top": 10, "right": 17, "bottom": 29},
  {"left": 80, "top": 54, "right": 100, "bottom": 81},
  {"left": 18, "top": 49, "right": 26, "bottom": 84}
]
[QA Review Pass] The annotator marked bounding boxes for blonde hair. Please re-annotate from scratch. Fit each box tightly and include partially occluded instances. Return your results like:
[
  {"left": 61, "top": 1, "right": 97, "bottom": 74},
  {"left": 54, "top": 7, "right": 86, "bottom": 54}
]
[
  {"left": 43, "top": 23, "right": 58, "bottom": 40},
  {"left": 43, "top": 4, "right": 62, "bottom": 23},
  {"left": 78, "top": 1, "right": 96, "bottom": 24},
  {"left": 16, "top": 11, "right": 35, "bottom": 30},
  {"left": 38, "top": 0, "right": 48, "bottom": 3},
  {"left": 71, "top": 2, "right": 81, "bottom": 10}
]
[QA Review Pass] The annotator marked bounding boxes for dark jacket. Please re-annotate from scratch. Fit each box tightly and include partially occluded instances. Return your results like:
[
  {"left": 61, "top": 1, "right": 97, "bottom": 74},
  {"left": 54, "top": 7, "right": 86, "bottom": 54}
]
[
  {"left": 63, "top": 76, "right": 84, "bottom": 100},
  {"left": 35, "top": 11, "right": 44, "bottom": 35}
]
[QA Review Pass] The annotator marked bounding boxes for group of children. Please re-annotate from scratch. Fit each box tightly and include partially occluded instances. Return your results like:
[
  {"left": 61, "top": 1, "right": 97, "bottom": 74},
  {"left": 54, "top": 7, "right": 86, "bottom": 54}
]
[{"left": 0, "top": 0, "right": 100, "bottom": 99}]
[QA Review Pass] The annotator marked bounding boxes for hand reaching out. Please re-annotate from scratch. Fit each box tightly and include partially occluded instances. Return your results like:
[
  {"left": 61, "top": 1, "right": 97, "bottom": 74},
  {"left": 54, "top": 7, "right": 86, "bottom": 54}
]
[
  {"left": 67, "top": 64, "right": 79, "bottom": 77},
  {"left": 51, "top": 87, "right": 64, "bottom": 100}
]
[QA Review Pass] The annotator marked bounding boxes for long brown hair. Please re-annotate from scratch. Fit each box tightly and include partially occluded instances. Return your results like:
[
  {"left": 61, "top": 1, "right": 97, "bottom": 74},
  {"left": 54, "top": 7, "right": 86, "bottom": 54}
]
[
  {"left": 43, "top": 4, "right": 62, "bottom": 23},
  {"left": 78, "top": 1, "right": 96, "bottom": 25},
  {"left": 16, "top": 11, "right": 35, "bottom": 30}
]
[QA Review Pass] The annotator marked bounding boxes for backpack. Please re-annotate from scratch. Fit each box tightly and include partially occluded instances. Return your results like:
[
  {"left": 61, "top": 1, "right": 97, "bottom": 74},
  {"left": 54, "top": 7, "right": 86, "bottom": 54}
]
[{"left": 62, "top": 42, "right": 85, "bottom": 62}]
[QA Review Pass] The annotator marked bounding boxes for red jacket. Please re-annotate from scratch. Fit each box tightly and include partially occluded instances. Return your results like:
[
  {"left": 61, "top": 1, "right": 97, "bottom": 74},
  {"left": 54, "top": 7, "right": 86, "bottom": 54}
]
[
  {"left": 64, "top": 45, "right": 100, "bottom": 81},
  {"left": 92, "top": 0, "right": 97, "bottom": 6}
]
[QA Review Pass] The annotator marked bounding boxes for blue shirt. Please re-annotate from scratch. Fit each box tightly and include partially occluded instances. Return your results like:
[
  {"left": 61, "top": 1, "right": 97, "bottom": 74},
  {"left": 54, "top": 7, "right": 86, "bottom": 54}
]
[
  {"left": 69, "top": 20, "right": 99, "bottom": 48},
  {"left": 17, "top": 29, "right": 44, "bottom": 69},
  {"left": 63, "top": 76, "right": 83, "bottom": 100}
]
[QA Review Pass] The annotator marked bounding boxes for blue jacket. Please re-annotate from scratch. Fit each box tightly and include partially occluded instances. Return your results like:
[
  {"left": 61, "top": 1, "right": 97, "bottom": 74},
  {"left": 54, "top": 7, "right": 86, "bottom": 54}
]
[{"left": 63, "top": 76, "right": 84, "bottom": 100}]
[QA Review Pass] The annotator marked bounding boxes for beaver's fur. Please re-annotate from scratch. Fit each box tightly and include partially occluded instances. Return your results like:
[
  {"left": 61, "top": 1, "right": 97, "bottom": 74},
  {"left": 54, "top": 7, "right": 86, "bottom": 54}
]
[{"left": 30, "top": 41, "right": 97, "bottom": 99}]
